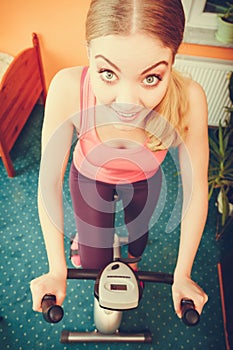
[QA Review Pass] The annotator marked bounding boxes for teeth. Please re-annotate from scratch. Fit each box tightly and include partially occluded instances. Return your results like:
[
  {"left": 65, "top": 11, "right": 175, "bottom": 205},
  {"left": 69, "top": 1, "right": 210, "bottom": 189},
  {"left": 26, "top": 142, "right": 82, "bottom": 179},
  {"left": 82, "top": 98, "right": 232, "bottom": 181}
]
[
  {"left": 121, "top": 113, "right": 136, "bottom": 117},
  {"left": 116, "top": 111, "right": 137, "bottom": 118},
  {"left": 110, "top": 107, "right": 140, "bottom": 120}
]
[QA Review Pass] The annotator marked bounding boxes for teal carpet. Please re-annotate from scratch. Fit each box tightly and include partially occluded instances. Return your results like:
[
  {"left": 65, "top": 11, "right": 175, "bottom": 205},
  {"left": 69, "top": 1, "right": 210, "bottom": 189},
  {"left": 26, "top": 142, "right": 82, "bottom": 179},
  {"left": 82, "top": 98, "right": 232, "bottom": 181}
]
[{"left": 0, "top": 105, "right": 230, "bottom": 349}]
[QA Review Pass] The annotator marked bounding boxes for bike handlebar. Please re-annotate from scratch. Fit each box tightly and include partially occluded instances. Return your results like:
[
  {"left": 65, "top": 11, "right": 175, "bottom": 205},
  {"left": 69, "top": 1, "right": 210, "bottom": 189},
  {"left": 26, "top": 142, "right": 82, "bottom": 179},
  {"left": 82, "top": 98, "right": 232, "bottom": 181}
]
[
  {"left": 67, "top": 268, "right": 174, "bottom": 284},
  {"left": 181, "top": 299, "right": 200, "bottom": 326},
  {"left": 42, "top": 294, "right": 64, "bottom": 323},
  {"left": 41, "top": 294, "right": 199, "bottom": 326},
  {"left": 41, "top": 268, "right": 200, "bottom": 326}
]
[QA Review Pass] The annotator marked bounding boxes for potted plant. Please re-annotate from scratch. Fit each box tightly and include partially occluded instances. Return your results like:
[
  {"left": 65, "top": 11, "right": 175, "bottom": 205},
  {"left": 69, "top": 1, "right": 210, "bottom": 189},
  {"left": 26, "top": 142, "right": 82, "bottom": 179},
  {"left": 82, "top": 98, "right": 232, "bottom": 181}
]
[
  {"left": 208, "top": 72, "right": 233, "bottom": 240},
  {"left": 216, "top": 2, "right": 233, "bottom": 44}
]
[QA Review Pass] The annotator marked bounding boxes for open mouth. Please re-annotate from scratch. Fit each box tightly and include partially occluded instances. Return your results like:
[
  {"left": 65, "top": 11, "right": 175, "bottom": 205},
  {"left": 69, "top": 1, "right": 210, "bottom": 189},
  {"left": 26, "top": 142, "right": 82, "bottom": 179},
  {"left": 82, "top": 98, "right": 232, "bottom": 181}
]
[
  {"left": 115, "top": 111, "right": 139, "bottom": 121},
  {"left": 110, "top": 106, "right": 143, "bottom": 122}
]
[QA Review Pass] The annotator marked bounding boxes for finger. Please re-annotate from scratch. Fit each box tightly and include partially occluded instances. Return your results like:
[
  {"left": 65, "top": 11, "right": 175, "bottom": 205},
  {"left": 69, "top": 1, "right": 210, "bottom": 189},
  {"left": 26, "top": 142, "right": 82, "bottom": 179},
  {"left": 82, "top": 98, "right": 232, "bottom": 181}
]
[
  {"left": 32, "top": 298, "right": 42, "bottom": 312},
  {"left": 194, "top": 293, "right": 208, "bottom": 315},
  {"left": 56, "top": 291, "right": 66, "bottom": 306},
  {"left": 173, "top": 298, "right": 182, "bottom": 318},
  {"left": 30, "top": 281, "right": 45, "bottom": 312}
]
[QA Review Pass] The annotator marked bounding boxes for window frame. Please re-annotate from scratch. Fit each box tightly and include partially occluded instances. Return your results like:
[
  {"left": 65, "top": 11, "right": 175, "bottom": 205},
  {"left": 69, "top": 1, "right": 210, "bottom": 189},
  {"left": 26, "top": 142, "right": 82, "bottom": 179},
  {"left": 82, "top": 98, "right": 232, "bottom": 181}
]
[{"left": 182, "top": 0, "right": 218, "bottom": 29}]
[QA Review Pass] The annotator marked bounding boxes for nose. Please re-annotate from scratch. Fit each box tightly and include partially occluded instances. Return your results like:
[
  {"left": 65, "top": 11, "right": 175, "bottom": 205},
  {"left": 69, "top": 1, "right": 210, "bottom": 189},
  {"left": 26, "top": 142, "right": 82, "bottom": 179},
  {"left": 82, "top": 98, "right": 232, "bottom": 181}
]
[{"left": 115, "top": 82, "right": 140, "bottom": 107}]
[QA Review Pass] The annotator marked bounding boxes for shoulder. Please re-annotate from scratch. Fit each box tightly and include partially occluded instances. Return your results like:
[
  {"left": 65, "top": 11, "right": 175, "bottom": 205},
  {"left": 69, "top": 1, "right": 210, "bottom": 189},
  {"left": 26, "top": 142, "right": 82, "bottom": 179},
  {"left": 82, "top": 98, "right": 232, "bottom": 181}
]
[
  {"left": 48, "top": 66, "right": 85, "bottom": 113},
  {"left": 44, "top": 66, "right": 86, "bottom": 128},
  {"left": 179, "top": 79, "right": 209, "bottom": 183},
  {"left": 180, "top": 78, "right": 208, "bottom": 157},
  {"left": 186, "top": 79, "right": 208, "bottom": 128},
  {"left": 41, "top": 66, "right": 86, "bottom": 149},
  {"left": 51, "top": 66, "right": 84, "bottom": 86},
  {"left": 187, "top": 79, "right": 207, "bottom": 105}
]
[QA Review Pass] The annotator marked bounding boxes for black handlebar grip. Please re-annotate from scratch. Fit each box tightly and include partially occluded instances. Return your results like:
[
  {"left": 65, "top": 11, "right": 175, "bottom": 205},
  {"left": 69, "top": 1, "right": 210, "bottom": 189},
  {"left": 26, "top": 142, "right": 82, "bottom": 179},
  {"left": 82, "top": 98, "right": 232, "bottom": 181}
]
[
  {"left": 42, "top": 294, "right": 64, "bottom": 323},
  {"left": 181, "top": 299, "right": 200, "bottom": 326}
]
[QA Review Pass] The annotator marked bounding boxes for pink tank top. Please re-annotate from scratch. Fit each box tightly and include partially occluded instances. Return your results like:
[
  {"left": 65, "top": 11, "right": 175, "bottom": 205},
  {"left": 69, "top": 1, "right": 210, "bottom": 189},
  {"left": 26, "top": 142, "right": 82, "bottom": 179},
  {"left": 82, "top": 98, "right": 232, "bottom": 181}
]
[{"left": 73, "top": 67, "right": 167, "bottom": 184}]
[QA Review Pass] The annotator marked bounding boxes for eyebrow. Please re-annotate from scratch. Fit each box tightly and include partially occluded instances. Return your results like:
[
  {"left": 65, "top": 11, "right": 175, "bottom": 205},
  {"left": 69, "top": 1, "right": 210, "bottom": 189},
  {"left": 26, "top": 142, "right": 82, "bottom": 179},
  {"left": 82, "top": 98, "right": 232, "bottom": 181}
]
[{"left": 94, "top": 54, "right": 168, "bottom": 75}]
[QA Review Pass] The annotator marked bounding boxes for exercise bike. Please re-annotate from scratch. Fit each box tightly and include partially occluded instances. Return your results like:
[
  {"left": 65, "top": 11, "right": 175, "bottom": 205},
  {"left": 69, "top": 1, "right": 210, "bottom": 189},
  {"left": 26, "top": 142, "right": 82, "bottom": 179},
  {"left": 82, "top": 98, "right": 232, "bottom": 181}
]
[{"left": 41, "top": 234, "right": 200, "bottom": 344}]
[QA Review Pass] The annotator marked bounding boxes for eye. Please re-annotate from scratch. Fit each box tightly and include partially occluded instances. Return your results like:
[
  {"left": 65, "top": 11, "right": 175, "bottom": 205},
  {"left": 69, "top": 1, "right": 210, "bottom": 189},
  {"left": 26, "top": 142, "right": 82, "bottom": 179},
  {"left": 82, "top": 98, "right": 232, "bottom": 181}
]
[
  {"left": 143, "top": 74, "right": 162, "bottom": 87},
  {"left": 98, "top": 69, "right": 118, "bottom": 84}
]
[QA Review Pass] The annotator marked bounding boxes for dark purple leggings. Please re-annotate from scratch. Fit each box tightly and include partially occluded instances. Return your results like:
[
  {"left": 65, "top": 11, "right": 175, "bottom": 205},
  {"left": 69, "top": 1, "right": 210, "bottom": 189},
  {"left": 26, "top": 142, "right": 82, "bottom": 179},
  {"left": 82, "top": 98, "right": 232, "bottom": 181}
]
[{"left": 69, "top": 162, "right": 162, "bottom": 269}]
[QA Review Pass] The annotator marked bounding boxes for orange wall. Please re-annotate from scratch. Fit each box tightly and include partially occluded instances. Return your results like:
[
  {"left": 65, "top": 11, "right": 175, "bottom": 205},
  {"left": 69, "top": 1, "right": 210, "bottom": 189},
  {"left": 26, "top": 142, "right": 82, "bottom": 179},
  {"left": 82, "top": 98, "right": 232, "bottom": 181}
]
[
  {"left": 179, "top": 43, "right": 233, "bottom": 61},
  {"left": 0, "top": 0, "right": 232, "bottom": 90},
  {"left": 0, "top": 0, "right": 91, "bottom": 88}
]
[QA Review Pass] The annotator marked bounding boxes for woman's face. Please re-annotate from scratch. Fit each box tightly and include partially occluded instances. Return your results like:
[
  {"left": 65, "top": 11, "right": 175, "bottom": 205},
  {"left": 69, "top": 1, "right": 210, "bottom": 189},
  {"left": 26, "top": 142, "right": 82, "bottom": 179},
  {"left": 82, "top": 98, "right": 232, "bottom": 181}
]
[{"left": 88, "top": 33, "right": 173, "bottom": 125}]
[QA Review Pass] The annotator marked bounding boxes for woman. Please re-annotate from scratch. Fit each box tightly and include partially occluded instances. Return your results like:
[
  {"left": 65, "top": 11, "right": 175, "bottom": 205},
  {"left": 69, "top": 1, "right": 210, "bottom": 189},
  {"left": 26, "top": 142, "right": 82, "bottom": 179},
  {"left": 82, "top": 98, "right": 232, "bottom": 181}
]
[{"left": 30, "top": 0, "right": 209, "bottom": 319}]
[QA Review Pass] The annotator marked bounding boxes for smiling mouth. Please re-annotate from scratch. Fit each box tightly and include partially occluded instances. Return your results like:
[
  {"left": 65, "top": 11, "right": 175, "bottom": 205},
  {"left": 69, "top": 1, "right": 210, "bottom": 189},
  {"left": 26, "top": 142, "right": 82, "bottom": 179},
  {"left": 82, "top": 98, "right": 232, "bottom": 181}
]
[
  {"left": 111, "top": 108, "right": 142, "bottom": 122},
  {"left": 116, "top": 111, "right": 138, "bottom": 121}
]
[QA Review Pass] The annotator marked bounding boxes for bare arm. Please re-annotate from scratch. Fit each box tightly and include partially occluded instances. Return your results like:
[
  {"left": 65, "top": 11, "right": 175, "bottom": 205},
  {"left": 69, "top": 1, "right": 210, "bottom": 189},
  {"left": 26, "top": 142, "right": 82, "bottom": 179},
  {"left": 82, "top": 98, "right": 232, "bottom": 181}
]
[
  {"left": 172, "top": 80, "right": 209, "bottom": 317},
  {"left": 30, "top": 67, "right": 82, "bottom": 311}
]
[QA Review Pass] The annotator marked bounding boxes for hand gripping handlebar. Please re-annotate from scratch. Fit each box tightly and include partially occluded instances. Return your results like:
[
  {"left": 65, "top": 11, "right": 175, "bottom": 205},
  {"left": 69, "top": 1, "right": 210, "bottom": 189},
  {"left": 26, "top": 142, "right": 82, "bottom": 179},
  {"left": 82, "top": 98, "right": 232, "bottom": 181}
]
[{"left": 41, "top": 268, "right": 200, "bottom": 326}]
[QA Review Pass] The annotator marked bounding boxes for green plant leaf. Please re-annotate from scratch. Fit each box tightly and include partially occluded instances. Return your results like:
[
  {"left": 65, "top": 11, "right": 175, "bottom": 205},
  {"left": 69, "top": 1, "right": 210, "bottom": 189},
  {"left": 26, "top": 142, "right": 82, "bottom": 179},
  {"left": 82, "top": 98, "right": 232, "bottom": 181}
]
[
  {"left": 209, "top": 137, "right": 220, "bottom": 155},
  {"left": 208, "top": 182, "right": 216, "bottom": 200},
  {"left": 218, "top": 121, "right": 225, "bottom": 157},
  {"left": 221, "top": 188, "right": 230, "bottom": 226}
]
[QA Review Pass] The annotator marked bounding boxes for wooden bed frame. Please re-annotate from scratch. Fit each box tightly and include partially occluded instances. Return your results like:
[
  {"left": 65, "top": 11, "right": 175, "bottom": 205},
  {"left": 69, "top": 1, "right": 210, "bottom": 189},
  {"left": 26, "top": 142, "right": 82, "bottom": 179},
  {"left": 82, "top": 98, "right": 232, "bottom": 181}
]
[{"left": 0, "top": 33, "right": 46, "bottom": 177}]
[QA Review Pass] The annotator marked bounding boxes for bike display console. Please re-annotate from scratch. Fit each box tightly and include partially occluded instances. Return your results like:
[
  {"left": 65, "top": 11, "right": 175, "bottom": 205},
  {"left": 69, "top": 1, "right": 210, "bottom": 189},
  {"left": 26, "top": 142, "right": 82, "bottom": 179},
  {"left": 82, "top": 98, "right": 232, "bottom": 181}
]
[{"left": 95, "top": 261, "right": 139, "bottom": 311}]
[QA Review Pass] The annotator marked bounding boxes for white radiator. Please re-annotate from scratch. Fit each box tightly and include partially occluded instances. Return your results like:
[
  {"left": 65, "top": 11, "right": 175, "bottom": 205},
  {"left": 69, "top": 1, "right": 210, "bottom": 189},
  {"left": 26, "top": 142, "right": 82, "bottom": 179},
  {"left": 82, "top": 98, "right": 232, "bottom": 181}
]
[{"left": 174, "top": 55, "right": 232, "bottom": 126}]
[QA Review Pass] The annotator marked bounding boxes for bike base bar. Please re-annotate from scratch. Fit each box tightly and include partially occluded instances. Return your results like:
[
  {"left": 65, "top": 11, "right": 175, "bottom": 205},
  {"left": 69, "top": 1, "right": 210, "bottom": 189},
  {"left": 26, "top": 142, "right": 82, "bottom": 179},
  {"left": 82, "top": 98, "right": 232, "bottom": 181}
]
[
  {"left": 60, "top": 330, "right": 152, "bottom": 343},
  {"left": 67, "top": 268, "right": 173, "bottom": 285}
]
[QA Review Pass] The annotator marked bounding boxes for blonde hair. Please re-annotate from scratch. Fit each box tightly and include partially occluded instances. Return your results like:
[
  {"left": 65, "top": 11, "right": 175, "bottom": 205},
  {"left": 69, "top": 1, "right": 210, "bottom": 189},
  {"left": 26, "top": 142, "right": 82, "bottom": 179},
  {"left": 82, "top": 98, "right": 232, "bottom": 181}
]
[
  {"left": 86, "top": 0, "right": 189, "bottom": 150},
  {"left": 146, "top": 70, "right": 190, "bottom": 150}
]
